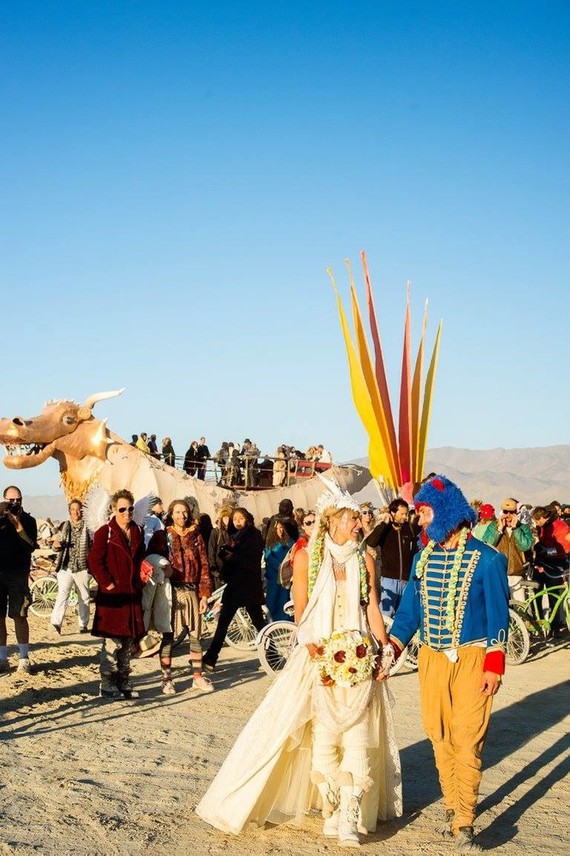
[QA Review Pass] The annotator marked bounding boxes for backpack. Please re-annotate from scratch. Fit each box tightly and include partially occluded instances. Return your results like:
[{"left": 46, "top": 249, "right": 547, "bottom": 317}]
[{"left": 278, "top": 545, "right": 295, "bottom": 589}]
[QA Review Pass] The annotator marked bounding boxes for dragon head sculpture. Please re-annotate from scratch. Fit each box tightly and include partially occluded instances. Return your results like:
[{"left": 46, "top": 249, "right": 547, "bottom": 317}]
[{"left": 0, "top": 390, "right": 124, "bottom": 497}]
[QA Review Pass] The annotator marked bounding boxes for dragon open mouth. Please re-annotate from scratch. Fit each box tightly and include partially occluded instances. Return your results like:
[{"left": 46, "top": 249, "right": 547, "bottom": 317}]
[{"left": 2, "top": 442, "right": 52, "bottom": 468}]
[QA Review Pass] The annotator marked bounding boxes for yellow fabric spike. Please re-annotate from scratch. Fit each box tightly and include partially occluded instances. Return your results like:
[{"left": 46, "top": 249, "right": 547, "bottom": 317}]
[
  {"left": 328, "top": 268, "right": 398, "bottom": 489},
  {"left": 346, "top": 260, "right": 400, "bottom": 488}
]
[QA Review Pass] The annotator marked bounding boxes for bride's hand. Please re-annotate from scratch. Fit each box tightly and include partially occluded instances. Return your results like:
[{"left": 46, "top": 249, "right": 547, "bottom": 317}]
[{"left": 307, "top": 643, "right": 324, "bottom": 658}]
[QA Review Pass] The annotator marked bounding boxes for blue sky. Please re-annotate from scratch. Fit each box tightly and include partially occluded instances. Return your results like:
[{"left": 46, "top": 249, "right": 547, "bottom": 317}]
[{"left": 1, "top": 1, "right": 569, "bottom": 496}]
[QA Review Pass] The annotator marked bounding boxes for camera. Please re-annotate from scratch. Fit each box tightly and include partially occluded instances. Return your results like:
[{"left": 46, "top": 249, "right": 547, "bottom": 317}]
[{"left": 0, "top": 501, "right": 13, "bottom": 527}]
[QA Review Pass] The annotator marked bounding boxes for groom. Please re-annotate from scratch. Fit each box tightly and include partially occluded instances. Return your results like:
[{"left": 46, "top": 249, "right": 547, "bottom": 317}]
[{"left": 389, "top": 475, "right": 509, "bottom": 853}]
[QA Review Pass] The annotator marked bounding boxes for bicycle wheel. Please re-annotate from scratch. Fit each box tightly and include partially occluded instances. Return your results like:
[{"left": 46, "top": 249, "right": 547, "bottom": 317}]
[
  {"left": 225, "top": 608, "right": 260, "bottom": 650},
  {"left": 257, "top": 621, "right": 297, "bottom": 675},
  {"left": 506, "top": 607, "right": 530, "bottom": 665},
  {"left": 403, "top": 631, "right": 420, "bottom": 671},
  {"left": 381, "top": 613, "right": 410, "bottom": 676},
  {"left": 29, "top": 576, "right": 59, "bottom": 618}
]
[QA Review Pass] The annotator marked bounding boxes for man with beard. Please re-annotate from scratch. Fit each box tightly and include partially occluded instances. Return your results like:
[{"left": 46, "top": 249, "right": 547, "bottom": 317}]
[{"left": 389, "top": 475, "right": 509, "bottom": 853}]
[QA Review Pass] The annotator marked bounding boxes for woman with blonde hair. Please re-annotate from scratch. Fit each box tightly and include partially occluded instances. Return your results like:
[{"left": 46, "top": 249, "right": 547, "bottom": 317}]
[
  {"left": 147, "top": 499, "right": 213, "bottom": 694},
  {"left": 196, "top": 485, "right": 402, "bottom": 845}
]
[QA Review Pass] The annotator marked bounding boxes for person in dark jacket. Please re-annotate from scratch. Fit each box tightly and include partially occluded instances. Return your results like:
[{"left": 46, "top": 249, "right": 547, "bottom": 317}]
[
  {"left": 0, "top": 485, "right": 37, "bottom": 674},
  {"left": 183, "top": 440, "right": 200, "bottom": 477},
  {"left": 88, "top": 488, "right": 145, "bottom": 700},
  {"left": 202, "top": 508, "right": 266, "bottom": 671},
  {"left": 196, "top": 436, "right": 210, "bottom": 480},
  {"left": 366, "top": 498, "right": 419, "bottom": 616},
  {"left": 162, "top": 437, "right": 176, "bottom": 467}
]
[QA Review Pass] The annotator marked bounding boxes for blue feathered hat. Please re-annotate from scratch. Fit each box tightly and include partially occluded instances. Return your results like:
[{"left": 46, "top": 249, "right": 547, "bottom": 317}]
[{"left": 415, "top": 475, "right": 477, "bottom": 543}]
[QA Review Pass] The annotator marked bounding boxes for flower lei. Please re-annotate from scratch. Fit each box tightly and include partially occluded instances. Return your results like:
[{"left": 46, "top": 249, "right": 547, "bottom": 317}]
[
  {"left": 307, "top": 535, "right": 369, "bottom": 603},
  {"left": 415, "top": 526, "right": 470, "bottom": 632}
]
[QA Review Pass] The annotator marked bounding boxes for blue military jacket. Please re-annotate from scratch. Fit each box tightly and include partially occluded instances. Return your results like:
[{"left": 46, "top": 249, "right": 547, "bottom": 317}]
[{"left": 390, "top": 535, "right": 509, "bottom": 654}]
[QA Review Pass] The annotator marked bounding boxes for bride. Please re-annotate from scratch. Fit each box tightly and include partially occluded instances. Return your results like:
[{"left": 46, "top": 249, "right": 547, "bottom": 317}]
[{"left": 196, "top": 485, "right": 402, "bottom": 847}]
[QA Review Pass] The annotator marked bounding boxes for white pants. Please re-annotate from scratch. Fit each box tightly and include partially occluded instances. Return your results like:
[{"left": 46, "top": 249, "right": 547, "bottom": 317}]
[
  {"left": 51, "top": 568, "right": 90, "bottom": 629},
  {"left": 508, "top": 575, "right": 526, "bottom": 604},
  {"left": 312, "top": 717, "right": 370, "bottom": 785}
]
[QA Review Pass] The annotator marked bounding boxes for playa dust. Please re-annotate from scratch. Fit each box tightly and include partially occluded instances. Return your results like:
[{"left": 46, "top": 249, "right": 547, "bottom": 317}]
[{"left": 0, "top": 614, "right": 568, "bottom": 856}]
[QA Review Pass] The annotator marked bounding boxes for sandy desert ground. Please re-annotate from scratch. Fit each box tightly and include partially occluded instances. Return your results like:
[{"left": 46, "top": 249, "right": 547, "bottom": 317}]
[{"left": 1, "top": 613, "right": 569, "bottom": 856}]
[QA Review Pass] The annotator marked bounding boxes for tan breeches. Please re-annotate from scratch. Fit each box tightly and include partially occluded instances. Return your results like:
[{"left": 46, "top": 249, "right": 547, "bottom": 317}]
[{"left": 418, "top": 646, "right": 493, "bottom": 833}]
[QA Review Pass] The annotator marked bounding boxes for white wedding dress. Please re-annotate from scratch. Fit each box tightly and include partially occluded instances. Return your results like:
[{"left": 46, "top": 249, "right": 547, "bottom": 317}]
[{"left": 196, "top": 537, "right": 402, "bottom": 835}]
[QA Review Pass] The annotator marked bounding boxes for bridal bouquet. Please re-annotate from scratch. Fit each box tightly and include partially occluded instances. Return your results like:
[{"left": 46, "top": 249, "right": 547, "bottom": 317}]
[{"left": 313, "top": 629, "right": 376, "bottom": 688}]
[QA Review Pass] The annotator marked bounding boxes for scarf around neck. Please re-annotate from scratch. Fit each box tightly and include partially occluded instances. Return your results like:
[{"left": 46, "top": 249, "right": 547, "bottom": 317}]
[{"left": 297, "top": 534, "right": 365, "bottom": 645}]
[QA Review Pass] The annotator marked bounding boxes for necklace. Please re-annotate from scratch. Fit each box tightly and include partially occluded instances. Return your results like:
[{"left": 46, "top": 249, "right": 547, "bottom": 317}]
[
  {"left": 332, "top": 557, "right": 346, "bottom": 579},
  {"left": 415, "top": 527, "right": 470, "bottom": 632}
]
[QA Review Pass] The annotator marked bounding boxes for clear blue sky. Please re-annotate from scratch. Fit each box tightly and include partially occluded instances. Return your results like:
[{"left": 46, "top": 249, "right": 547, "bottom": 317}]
[{"left": 1, "top": 1, "right": 569, "bottom": 495}]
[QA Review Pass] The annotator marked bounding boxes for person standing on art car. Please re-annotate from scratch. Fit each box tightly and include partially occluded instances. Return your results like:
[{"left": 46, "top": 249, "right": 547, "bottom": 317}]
[{"left": 88, "top": 489, "right": 146, "bottom": 700}]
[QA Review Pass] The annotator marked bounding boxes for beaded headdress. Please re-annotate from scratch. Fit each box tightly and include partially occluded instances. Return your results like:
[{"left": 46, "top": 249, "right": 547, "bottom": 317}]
[{"left": 315, "top": 474, "right": 361, "bottom": 518}]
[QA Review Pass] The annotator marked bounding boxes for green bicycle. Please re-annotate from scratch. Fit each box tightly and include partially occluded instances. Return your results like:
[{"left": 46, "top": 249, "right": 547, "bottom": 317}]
[{"left": 507, "top": 562, "right": 569, "bottom": 665}]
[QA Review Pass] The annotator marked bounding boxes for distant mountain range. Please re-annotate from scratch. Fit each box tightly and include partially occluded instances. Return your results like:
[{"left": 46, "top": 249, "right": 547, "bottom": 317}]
[
  {"left": 22, "top": 445, "right": 570, "bottom": 521},
  {"left": 353, "top": 445, "right": 570, "bottom": 509}
]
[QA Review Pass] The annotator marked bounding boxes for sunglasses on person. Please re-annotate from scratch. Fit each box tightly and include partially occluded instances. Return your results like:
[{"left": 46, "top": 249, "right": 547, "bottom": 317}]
[
  {"left": 361, "top": 510, "right": 373, "bottom": 516},
  {"left": 502, "top": 509, "right": 516, "bottom": 515},
  {"left": 117, "top": 506, "right": 134, "bottom": 513},
  {"left": 304, "top": 518, "right": 316, "bottom": 526}
]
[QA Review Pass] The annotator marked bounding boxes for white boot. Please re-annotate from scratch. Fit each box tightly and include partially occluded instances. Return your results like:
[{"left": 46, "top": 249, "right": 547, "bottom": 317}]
[
  {"left": 323, "top": 810, "right": 339, "bottom": 837},
  {"left": 338, "top": 785, "right": 363, "bottom": 848},
  {"left": 314, "top": 776, "right": 340, "bottom": 836},
  {"left": 316, "top": 777, "right": 339, "bottom": 816}
]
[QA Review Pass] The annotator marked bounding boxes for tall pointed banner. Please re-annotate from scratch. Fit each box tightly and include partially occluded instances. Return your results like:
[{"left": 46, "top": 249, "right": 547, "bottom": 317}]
[
  {"left": 330, "top": 254, "right": 442, "bottom": 492},
  {"left": 327, "top": 269, "right": 398, "bottom": 489},
  {"left": 416, "top": 321, "right": 443, "bottom": 481},
  {"left": 360, "top": 251, "right": 401, "bottom": 483},
  {"left": 398, "top": 284, "right": 413, "bottom": 484},
  {"left": 410, "top": 300, "right": 428, "bottom": 482},
  {"left": 345, "top": 259, "right": 400, "bottom": 488}
]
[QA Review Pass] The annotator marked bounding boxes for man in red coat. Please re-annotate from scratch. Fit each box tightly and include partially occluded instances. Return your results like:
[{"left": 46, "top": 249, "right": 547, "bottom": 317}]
[{"left": 88, "top": 489, "right": 145, "bottom": 699}]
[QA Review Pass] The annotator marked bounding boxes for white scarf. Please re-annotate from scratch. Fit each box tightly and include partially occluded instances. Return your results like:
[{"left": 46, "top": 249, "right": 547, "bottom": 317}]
[
  {"left": 296, "top": 534, "right": 367, "bottom": 645},
  {"left": 296, "top": 535, "right": 374, "bottom": 731}
]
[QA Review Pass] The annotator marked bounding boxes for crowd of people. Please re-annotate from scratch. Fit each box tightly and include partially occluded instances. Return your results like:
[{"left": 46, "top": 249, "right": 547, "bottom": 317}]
[
  {"left": 128, "top": 432, "right": 334, "bottom": 487},
  {"left": 1, "top": 478, "right": 568, "bottom": 851}
]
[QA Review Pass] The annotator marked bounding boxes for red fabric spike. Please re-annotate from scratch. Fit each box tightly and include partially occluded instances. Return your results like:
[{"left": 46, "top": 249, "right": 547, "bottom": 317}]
[{"left": 432, "top": 478, "right": 445, "bottom": 491}]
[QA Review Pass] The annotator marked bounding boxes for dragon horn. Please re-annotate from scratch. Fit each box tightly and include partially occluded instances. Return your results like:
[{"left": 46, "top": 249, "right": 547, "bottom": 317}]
[
  {"left": 84, "top": 388, "right": 125, "bottom": 410},
  {"left": 77, "top": 389, "right": 125, "bottom": 420}
]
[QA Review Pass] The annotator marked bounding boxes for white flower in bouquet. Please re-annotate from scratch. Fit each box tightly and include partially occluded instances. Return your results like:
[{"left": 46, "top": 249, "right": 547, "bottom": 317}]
[{"left": 313, "top": 629, "right": 376, "bottom": 688}]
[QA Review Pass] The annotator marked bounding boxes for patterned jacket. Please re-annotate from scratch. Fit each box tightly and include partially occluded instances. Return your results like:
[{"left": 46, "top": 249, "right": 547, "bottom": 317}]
[{"left": 390, "top": 535, "right": 509, "bottom": 672}]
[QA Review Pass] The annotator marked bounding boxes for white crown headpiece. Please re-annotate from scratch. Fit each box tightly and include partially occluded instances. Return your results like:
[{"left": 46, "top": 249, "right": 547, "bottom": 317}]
[{"left": 315, "top": 473, "right": 361, "bottom": 517}]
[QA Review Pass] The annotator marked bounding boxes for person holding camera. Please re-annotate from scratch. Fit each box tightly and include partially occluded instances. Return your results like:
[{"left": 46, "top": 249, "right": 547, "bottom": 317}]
[
  {"left": 0, "top": 485, "right": 38, "bottom": 673},
  {"left": 50, "top": 499, "right": 92, "bottom": 635},
  {"left": 366, "top": 498, "right": 419, "bottom": 617}
]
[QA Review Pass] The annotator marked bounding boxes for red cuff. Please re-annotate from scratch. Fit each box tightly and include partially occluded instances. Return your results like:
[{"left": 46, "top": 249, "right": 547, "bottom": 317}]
[{"left": 483, "top": 649, "right": 505, "bottom": 675}]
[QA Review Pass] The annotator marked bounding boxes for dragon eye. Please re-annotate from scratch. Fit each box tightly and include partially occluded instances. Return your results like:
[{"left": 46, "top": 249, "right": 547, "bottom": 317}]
[{"left": 62, "top": 415, "right": 76, "bottom": 425}]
